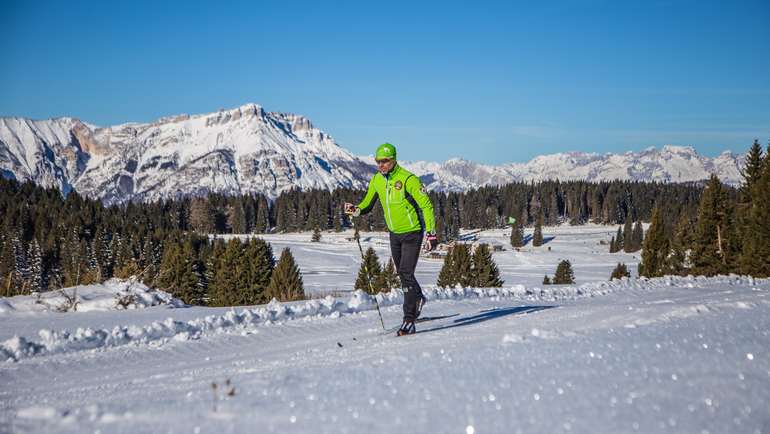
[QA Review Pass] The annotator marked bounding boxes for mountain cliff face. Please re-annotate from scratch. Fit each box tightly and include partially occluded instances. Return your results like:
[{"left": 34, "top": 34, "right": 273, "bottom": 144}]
[
  {"left": 0, "top": 103, "right": 745, "bottom": 203},
  {"left": 1, "top": 104, "right": 371, "bottom": 204}
]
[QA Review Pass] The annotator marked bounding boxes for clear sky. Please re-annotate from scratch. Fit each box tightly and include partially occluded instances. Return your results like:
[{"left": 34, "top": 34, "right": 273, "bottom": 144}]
[{"left": 1, "top": 0, "right": 769, "bottom": 164}]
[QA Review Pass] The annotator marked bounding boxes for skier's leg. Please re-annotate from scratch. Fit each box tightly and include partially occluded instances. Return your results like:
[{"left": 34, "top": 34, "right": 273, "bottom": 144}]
[{"left": 398, "top": 231, "right": 424, "bottom": 322}]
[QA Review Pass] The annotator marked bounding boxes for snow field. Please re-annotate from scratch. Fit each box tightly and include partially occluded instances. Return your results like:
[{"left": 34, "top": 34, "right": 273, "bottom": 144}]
[{"left": 2, "top": 225, "right": 769, "bottom": 434}]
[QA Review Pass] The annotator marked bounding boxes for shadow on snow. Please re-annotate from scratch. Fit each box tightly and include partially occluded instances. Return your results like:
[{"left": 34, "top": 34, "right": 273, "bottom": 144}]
[{"left": 417, "top": 305, "right": 556, "bottom": 335}]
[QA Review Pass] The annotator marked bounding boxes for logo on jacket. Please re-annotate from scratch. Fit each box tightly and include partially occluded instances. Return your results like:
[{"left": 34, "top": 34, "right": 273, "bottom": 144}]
[{"left": 394, "top": 181, "right": 403, "bottom": 190}]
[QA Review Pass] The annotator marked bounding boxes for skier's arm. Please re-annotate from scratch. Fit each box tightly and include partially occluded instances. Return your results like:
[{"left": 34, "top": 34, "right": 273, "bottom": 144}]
[
  {"left": 405, "top": 176, "right": 435, "bottom": 233},
  {"left": 355, "top": 176, "right": 379, "bottom": 216}
]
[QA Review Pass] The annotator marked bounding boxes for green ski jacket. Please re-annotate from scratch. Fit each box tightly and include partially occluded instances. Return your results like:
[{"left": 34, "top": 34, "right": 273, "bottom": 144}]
[{"left": 356, "top": 164, "right": 436, "bottom": 234}]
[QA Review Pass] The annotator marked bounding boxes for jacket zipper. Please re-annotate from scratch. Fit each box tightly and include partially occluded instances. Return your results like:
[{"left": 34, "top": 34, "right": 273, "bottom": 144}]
[{"left": 384, "top": 174, "right": 394, "bottom": 229}]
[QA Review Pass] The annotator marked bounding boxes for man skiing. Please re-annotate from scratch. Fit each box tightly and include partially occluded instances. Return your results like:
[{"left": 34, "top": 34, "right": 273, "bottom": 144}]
[{"left": 345, "top": 143, "right": 438, "bottom": 336}]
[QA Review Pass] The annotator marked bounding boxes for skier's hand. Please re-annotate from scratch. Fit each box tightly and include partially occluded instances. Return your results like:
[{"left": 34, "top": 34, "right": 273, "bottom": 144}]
[
  {"left": 424, "top": 232, "right": 438, "bottom": 252},
  {"left": 344, "top": 202, "right": 361, "bottom": 217}
]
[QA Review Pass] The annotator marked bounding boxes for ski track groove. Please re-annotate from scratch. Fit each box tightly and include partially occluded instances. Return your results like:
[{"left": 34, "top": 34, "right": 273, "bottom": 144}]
[{"left": 2, "top": 277, "right": 770, "bottom": 434}]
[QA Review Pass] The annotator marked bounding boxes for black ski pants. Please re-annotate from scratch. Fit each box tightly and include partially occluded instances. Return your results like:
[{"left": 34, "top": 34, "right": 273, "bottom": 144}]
[{"left": 389, "top": 230, "right": 424, "bottom": 322}]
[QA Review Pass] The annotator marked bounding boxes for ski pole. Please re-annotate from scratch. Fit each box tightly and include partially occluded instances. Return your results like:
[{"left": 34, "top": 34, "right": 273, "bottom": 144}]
[{"left": 354, "top": 227, "right": 386, "bottom": 330}]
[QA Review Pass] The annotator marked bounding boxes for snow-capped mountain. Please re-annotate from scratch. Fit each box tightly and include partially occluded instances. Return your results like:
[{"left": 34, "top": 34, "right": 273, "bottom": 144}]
[
  {"left": 0, "top": 103, "right": 746, "bottom": 203},
  {"left": 400, "top": 146, "right": 744, "bottom": 192},
  {"left": 1, "top": 104, "right": 372, "bottom": 204}
]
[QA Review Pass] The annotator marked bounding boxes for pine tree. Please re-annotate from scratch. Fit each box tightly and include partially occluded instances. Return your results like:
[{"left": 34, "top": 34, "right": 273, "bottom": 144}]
[
  {"left": 615, "top": 226, "right": 624, "bottom": 252},
  {"left": 265, "top": 248, "right": 305, "bottom": 301},
  {"left": 542, "top": 275, "right": 551, "bottom": 285},
  {"left": 377, "top": 258, "right": 400, "bottom": 292},
  {"left": 738, "top": 141, "right": 770, "bottom": 277},
  {"left": 355, "top": 247, "right": 382, "bottom": 294},
  {"left": 510, "top": 221, "right": 524, "bottom": 248},
  {"left": 691, "top": 175, "right": 734, "bottom": 276},
  {"left": 639, "top": 207, "right": 668, "bottom": 278},
  {"left": 610, "top": 263, "right": 630, "bottom": 280},
  {"left": 189, "top": 198, "right": 214, "bottom": 234},
  {"left": 227, "top": 201, "right": 247, "bottom": 234},
  {"left": 436, "top": 249, "right": 456, "bottom": 288},
  {"left": 238, "top": 237, "right": 275, "bottom": 304},
  {"left": 472, "top": 243, "right": 503, "bottom": 287},
  {"left": 667, "top": 213, "right": 692, "bottom": 276},
  {"left": 553, "top": 260, "right": 575, "bottom": 284},
  {"left": 631, "top": 221, "right": 644, "bottom": 252},
  {"left": 156, "top": 237, "right": 204, "bottom": 305},
  {"left": 623, "top": 214, "right": 634, "bottom": 253},
  {"left": 452, "top": 244, "right": 475, "bottom": 287},
  {"left": 532, "top": 210, "right": 544, "bottom": 247},
  {"left": 609, "top": 236, "right": 617, "bottom": 253},
  {"left": 26, "top": 239, "right": 43, "bottom": 294},
  {"left": 311, "top": 226, "right": 322, "bottom": 242}
]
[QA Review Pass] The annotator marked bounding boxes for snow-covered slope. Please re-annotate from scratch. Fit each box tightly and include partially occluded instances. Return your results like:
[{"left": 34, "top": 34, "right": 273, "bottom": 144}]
[
  {"left": 1, "top": 227, "right": 769, "bottom": 433},
  {"left": 1, "top": 103, "right": 745, "bottom": 203},
  {"left": 400, "top": 146, "right": 745, "bottom": 192},
  {"left": 1, "top": 104, "right": 372, "bottom": 204}
]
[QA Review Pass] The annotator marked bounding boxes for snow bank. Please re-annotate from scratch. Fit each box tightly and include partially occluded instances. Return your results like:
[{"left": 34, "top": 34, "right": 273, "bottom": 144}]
[
  {"left": 0, "top": 278, "right": 185, "bottom": 315},
  {"left": 1, "top": 275, "right": 765, "bottom": 362}
]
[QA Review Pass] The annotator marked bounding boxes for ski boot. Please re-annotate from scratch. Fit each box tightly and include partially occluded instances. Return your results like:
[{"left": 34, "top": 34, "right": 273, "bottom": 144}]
[
  {"left": 416, "top": 296, "right": 426, "bottom": 319},
  {"left": 396, "top": 320, "right": 416, "bottom": 336}
]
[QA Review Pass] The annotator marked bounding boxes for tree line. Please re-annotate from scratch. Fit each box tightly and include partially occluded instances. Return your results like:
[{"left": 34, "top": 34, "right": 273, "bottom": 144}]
[
  {"left": 2, "top": 141, "right": 766, "bottom": 300},
  {"left": 638, "top": 140, "right": 770, "bottom": 278}
]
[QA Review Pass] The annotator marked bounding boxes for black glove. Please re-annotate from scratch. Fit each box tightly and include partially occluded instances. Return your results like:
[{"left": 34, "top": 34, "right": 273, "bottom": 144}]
[{"left": 424, "top": 232, "right": 438, "bottom": 252}]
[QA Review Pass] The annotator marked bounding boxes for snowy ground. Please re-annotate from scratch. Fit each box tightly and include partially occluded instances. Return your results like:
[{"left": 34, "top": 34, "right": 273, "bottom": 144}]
[
  {"left": 1, "top": 225, "right": 769, "bottom": 434},
  {"left": 223, "top": 224, "right": 643, "bottom": 294}
]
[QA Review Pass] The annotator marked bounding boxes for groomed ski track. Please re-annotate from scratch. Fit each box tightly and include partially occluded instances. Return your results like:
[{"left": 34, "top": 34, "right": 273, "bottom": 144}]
[{"left": 2, "top": 276, "right": 769, "bottom": 434}]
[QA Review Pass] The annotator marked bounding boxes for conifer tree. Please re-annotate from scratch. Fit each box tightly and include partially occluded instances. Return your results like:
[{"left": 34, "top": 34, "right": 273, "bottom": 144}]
[
  {"left": 553, "top": 260, "right": 575, "bottom": 284},
  {"left": 377, "top": 258, "right": 400, "bottom": 292},
  {"left": 738, "top": 141, "right": 770, "bottom": 276},
  {"left": 542, "top": 275, "right": 551, "bottom": 285},
  {"left": 472, "top": 243, "right": 503, "bottom": 287},
  {"left": 26, "top": 239, "right": 43, "bottom": 293},
  {"left": 615, "top": 226, "right": 624, "bottom": 252},
  {"left": 452, "top": 244, "right": 475, "bottom": 287},
  {"left": 189, "top": 198, "right": 214, "bottom": 234},
  {"left": 610, "top": 263, "right": 630, "bottom": 280},
  {"left": 623, "top": 214, "right": 634, "bottom": 253},
  {"left": 265, "top": 247, "right": 305, "bottom": 301},
  {"left": 311, "top": 226, "right": 322, "bottom": 242},
  {"left": 631, "top": 221, "right": 644, "bottom": 252},
  {"left": 510, "top": 221, "right": 524, "bottom": 248},
  {"left": 436, "top": 249, "right": 456, "bottom": 288},
  {"left": 354, "top": 247, "right": 382, "bottom": 294},
  {"left": 609, "top": 236, "right": 617, "bottom": 253},
  {"left": 532, "top": 210, "right": 544, "bottom": 247},
  {"left": 639, "top": 207, "right": 668, "bottom": 277},
  {"left": 156, "top": 239, "right": 202, "bottom": 304},
  {"left": 691, "top": 175, "right": 734, "bottom": 276},
  {"left": 667, "top": 213, "right": 692, "bottom": 276},
  {"left": 237, "top": 237, "right": 275, "bottom": 304},
  {"left": 227, "top": 201, "right": 247, "bottom": 234}
]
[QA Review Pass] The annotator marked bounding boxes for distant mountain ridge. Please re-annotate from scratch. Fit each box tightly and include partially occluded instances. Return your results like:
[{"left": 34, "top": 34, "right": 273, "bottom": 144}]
[
  {"left": 0, "top": 103, "right": 745, "bottom": 203},
  {"left": 399, "top": 145, "right": 744, "bottom": 192}
]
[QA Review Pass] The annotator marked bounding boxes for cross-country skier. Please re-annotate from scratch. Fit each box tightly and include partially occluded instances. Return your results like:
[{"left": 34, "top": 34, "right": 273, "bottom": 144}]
[{"left": 344, "top": 143, "right": 438, "bottom": 336}]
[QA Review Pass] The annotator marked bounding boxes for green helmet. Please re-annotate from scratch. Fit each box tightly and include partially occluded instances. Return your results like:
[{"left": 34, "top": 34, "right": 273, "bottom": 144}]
[{"left": 375, "top": 143, "right": 397, "bottom": 160}]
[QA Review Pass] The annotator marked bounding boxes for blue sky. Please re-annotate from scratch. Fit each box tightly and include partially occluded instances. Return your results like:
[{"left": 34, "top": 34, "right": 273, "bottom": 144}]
[{"left": 1, "top": 0, "right": 768, "bottom": 164}]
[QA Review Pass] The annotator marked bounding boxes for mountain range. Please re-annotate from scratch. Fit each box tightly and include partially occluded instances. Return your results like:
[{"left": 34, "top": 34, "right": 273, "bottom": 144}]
[{"left": 0, "top": 103, "right": 745, "bottom": 204}]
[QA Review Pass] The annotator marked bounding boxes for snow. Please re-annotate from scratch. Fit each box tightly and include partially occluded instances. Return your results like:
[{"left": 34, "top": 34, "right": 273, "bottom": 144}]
[
  {"left": 1, "top": 225, "right": 769, "bottom": 434},
  {"left": 0, "top": 278, "right": 184, "bottom": 316},
  {"left": 1, "top": 105, "right": 746, "bottom": 205}
]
